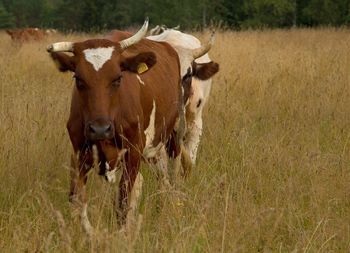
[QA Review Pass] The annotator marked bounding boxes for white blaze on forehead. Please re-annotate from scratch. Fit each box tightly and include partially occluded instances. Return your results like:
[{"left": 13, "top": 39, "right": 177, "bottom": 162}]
[{"left": 83, "top": 46, "right": 115, "bottom": 71}]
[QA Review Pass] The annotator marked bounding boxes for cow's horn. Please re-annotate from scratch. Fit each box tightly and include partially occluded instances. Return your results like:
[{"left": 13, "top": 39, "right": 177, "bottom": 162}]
[
  {"left": 119, "top": 18, "right": 149, "bottom": 50},
  {"left": 192, "top": 31, "right": 215, "bottom": 59},
  {"left": 47, "top": 42, "right": 74, "bottom": 53}
]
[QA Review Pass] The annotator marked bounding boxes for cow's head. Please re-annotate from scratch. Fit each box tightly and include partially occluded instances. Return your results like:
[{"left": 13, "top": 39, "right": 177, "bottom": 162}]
[
  {"left": 47, "top": 19, "right": 156, "bottom": 142},
  {"left": 6, "top": 29, "right": 16, "bottom": 40},
  {"left": 178, "top": 33, "right": 219, "bottom": 103},
  {"left": 6, "top": 29, "right": 13, "bottom": 36}
]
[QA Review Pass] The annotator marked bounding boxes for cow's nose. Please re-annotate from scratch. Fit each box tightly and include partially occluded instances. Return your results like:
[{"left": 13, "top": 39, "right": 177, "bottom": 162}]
[{"left": 87, "top": 122, "right": 114, "bottom": 141}]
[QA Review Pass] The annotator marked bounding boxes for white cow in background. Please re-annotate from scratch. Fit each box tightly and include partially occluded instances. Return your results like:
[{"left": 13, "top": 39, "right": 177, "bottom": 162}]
[
  {"left": 149, "top": 24, "right": 180, "bottom": 36},
  {"left": 148, "top": 28, "right": 219, "bottom": 165}
]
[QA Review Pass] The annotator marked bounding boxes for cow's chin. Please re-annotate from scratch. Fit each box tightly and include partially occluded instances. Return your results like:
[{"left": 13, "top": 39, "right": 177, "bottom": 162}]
[
  {"left": 96, "top": 140, "right": 127, "bottom": 183},
  {"left": 84, "top": 140, "right": 123, "bottom": 180},
  {"left": 97, "top": 140, "right": 119, "bottom": 162}
]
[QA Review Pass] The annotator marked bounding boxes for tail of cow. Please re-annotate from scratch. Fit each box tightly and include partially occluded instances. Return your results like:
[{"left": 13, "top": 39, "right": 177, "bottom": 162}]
[
  {"left": 165, "top": 75, "right": 193, "bottom": 178},
  {"left": 174, "top": 78, "right": 193, "bottom": 178}
]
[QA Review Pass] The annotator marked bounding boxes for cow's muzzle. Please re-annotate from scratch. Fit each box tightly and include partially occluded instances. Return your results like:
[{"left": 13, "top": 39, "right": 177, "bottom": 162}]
[{"left": 86, "top": 120, "right": 114, "bottom": 141}]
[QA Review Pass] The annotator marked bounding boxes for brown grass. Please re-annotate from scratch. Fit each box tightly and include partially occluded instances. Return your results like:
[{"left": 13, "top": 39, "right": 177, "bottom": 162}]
[{"left": 1, "top": 28, "right": 350, "bottom": 252}]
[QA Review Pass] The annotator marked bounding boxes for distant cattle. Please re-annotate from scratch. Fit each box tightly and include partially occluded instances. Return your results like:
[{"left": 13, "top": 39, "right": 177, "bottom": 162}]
[
  {"left": 148, "top": 28, "right": 219, "bottom": 165},
  {"left": 45, "top": 28, "right": 58, "bottom": 35},
  {"left": 47, "top": 19, "right": 212, "bottom": 234},
  {"left": 6, "top": 28, "right": 46, "bottom": 43}
]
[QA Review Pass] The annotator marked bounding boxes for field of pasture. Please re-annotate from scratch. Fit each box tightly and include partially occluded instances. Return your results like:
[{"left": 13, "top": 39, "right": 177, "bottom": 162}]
[{"left": 1, "top": 28, "right": 350, "bottom": 252}]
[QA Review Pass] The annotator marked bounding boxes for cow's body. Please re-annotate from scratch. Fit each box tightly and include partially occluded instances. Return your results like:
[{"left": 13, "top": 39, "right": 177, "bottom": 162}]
[
  {"left": 148, "top": 29, "right": 218, "bottom": 164},
  {"left": 48, "top": 21, "right": 184, "bottom": 233},
  {"left": 6, "top": 28, "right": 46, "bottom": 43}
]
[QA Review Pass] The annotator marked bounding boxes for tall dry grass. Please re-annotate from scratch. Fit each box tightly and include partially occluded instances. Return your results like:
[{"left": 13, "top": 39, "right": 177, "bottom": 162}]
[{"left": 0, "top": 28, "right": 350, "bottom": 252}]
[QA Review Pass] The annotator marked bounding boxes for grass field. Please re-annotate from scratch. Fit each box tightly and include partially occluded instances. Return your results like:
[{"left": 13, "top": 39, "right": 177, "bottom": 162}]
[{"left": 1, "top": 28, "right": 350, "bottom": 252}]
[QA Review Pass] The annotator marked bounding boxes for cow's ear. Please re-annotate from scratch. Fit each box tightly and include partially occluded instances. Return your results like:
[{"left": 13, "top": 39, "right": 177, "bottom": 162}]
[
  {"left": 121, "top": 52, "right": 157, "bottom": 74},
  {"left": 6, "top": 30, "right": 13, "bottom": 36},
  {"left": 50, "top": 52, "right": 76, "bottom": 72},
  {"left": 193, "top": 61, "right": 219, "bottom": 80}
]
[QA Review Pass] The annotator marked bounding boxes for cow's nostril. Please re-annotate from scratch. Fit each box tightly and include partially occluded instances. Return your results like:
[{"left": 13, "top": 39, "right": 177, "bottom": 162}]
[{"left": 106, "top": 125, "right": 112, "bottom": 132}]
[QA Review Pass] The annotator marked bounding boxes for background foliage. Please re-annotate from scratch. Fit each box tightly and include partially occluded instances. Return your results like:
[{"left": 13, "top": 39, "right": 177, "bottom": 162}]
[{"left": 1, "top": 0, "right": 350, "bottom": 31}]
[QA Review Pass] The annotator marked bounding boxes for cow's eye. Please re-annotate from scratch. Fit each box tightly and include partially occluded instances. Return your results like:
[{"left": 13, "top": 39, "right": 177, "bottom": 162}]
[
  {"left": 74, "top": 75, "right": 86, "bottom": 91},
  {"left": 111, "top": 75, "right": 122, "bottom": 88},
  {"left": 184, "top": 73, "right": 192, "bottom": 81},
  {"left": 182, "top": 70, "right": 193, "bottom": 83},
  {"left": 184, "top": 67, "right": 193, "bottom": 80}
]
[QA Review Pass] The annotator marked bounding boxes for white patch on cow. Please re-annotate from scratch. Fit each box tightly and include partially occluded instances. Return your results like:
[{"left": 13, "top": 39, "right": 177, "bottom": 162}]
[
  {"left": 105, "top": 161, "right": 124, "bottom": 184},
  {"left": 142, "top": 101, "right": 164, "bottom": 159},
  {"left": 83, "top": 46, "right": 114, "bottom": 71},
  {"left": 136, "top": 75, "right": 145, "bottom": 85},
  {"left": 105, "top": 162, "right": 116, "bottom": 183},
  {"left": 145, "top": 100, "right": 156, "bottom": 145}
]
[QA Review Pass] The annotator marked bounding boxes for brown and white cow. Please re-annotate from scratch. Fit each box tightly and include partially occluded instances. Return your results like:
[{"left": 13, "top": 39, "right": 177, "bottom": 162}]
[
  {"left": 148, "top": 28, "right": 219, "bottom": 165},
  {"left": 6, "top": 28, "right": 46, "bottom": 43},
  {"left": 47, "top": 20, "right": 211, "bottom": 234}
]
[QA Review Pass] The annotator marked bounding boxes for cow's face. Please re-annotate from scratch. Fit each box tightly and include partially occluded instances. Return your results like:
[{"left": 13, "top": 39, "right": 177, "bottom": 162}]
[
  {"left": 178, "top": 47, "right": 219, "bottom": 104},
  {"left": 50, "top": 41, "right": 156, "bottom": 142},
  {"left": 6, "top": 30, "right": 13, "bottom": 37},
  {"left": 47, "top": 20, "right": 156, "bottom": 142},
  {"left": 180, "top": 61, "right": 218, "bottom": 103},
  {"left": 6, "top": 30, "right": 17, "bottom": 41}
]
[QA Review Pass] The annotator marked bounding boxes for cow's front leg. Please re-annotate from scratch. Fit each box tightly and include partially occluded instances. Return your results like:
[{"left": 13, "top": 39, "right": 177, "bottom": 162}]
[
  {"left": 116, "top": 150, "right": 142, "bottom": 227},
  {"left": 69, "top": 152, "right": 93, "bottom": 236},
  {"left": 126, "top": 172, "right": 143, "bottom": 228},
  {"left": 154, "top": 145, "right": 171, "bottom": 189},
  {"left": 184, "top": 113, "right": 203, "bottom": 165}
]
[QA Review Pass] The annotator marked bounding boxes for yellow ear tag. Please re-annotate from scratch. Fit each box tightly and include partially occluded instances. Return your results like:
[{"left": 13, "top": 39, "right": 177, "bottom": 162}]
[{"left": 137, "top": 62, "right": 148, "bottom": 74}]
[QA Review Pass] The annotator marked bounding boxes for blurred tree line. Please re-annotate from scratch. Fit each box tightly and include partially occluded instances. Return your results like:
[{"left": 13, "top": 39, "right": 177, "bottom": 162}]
[{"left": 1, "top": 0, "right": 350, "bottom": 31}]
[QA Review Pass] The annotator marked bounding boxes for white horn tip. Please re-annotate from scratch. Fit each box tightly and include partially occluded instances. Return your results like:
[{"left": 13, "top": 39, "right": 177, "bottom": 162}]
[
  {"left": 46, "top": 45, "right": 53, "bottom": 52},
  {"left": 46, "top": 42, "right": 74, "bottom": 53},
  {"left": 142, "top": 17, "right": 149, "bottom": 32},
  {"left": 119, "top": 18, "right": 150, "bottom": 50}
]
